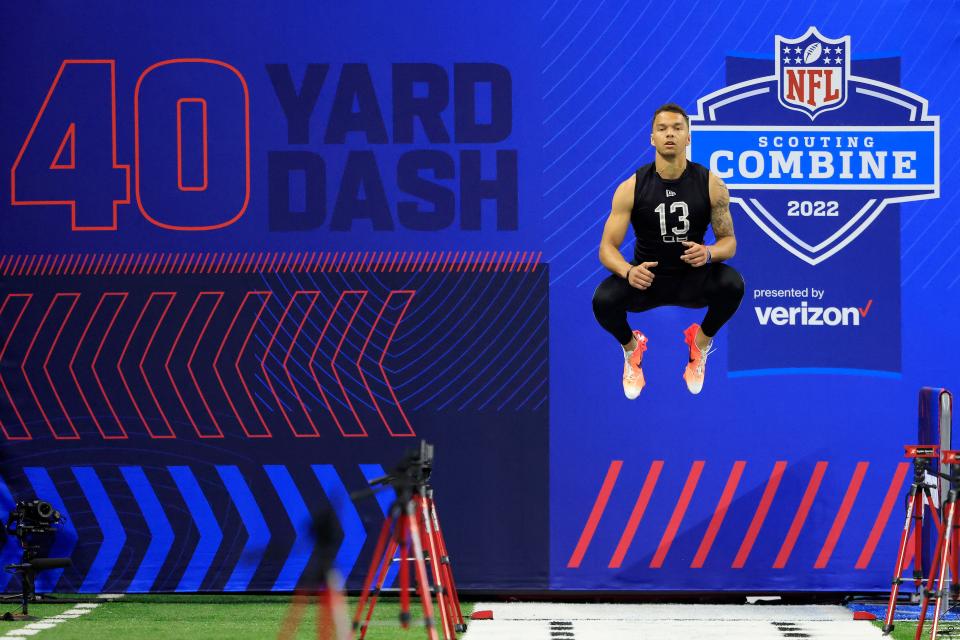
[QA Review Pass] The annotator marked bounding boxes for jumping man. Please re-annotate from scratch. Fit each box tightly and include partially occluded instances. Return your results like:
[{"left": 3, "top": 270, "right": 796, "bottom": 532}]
[{"left": 592, "top": 103, "right": 745, "bottom": 398}]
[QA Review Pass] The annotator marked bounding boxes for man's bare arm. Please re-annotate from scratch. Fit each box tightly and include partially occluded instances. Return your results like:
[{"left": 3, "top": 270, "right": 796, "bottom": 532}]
[
  {"left": 708, "top": 173, "right": 737, "bottom": 261},
  {"left": 599, "top": 176, "right": 658, "bottom": 288},
  {"left": 599, "top": 178, "right": 636, "bottom": 279}
]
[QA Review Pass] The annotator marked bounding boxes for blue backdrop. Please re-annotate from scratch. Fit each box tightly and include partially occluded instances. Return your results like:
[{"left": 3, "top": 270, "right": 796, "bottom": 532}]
[{"left": 0, "top": 0, "right": 957, "bottom": 593}]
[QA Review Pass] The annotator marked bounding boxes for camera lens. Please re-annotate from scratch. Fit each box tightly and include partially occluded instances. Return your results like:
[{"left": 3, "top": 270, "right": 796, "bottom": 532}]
[{"left": 35, "top": 501, "right": 53, "bottom": 519}]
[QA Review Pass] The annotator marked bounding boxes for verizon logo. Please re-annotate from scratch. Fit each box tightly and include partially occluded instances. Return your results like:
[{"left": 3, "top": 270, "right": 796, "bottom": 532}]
[{"left": 755, "top": 299, "right": 872, "bottom": 326}]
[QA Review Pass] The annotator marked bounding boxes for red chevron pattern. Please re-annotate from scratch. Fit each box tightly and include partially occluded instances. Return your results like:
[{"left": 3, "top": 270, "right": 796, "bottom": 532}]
[{"left": 0, "top": 287, "right": 419, "bottom": 440}]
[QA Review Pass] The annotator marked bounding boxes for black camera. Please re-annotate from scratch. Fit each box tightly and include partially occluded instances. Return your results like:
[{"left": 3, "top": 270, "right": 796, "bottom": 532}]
[{"left": 7, "top": 500, "right": 63, "bottom": 536}]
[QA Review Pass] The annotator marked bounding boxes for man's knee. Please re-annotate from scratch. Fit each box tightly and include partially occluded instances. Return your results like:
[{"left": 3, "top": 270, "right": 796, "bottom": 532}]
[
  {"left": 718, "top": 266, "right": 745, "bottom": 302},
  {"left": 592, "top": 281, "right": 623, "bottom": 316}
]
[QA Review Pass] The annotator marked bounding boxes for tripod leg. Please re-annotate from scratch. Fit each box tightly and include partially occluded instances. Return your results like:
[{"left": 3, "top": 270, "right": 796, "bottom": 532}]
[
  {"left": 418, "top": 494, "right": 453, "bottom": 640},
  {"left": 932, "top": 499, "right": 957, "bottom": 640},
  {"left": 360, "top": 536, "right": 400, "bottom": 640},
  {"left": 430, "top": 494, "right": 465, "bottom": 634},
  {"left": 399, "top": 513, "right": 412, "bottom": 630},
  {"left": 884, "top": 485, "right": 920, "bottom": 634},
  {"left": 276, "top": 590, "right": 311, "bottom": 640},
  {"left": 916, "top": 499, "right": 948, "bottom": 640},
  {"left": 318, "top": 588, "right": 331, "bottom": 640},
  {"left": 916, "top": 490, "right": 925, "bottom": 591},
  {"left": 353, "top": 514, "right": 395, "bottom": 637},
  {"left": 954, "top": 520, "right": 960, "bottom": 598},
  {"left": 404, "top": 505, "right": 439, "bottom": 640}
]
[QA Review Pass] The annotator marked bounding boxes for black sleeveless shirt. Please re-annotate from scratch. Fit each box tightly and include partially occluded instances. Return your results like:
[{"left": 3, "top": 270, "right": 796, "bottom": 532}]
[{"left": 631, "top": 161, "right": 711, "bottom": 275}]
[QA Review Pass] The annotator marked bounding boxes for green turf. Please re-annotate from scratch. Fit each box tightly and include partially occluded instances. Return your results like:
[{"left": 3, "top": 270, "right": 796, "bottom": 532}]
[
  {"left": 873, "top": 618, "right": 960, "bottom": 639},
  {"left": 0, "top": 594, "right": 473, "bottom": 640}
]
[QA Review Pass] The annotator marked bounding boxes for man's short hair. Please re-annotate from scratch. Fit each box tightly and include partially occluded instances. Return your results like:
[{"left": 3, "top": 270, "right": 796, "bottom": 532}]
[{"left": 652, "top": 103, "right": 690, "bottom": 129}]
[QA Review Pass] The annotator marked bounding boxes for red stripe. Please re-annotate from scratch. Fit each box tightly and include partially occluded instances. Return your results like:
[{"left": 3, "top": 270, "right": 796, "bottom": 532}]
[
  {"left": 358, "top": 252, "right": 370, "bottom": 271},
  {"left": 426, "top": 251, "right": 437, "bottom": 271},
  {"left": 518, "top": 251, "right": 529, "bottom": 272},
  {"left": 733, "top": 461, "right": 788, "bottom": 568},
  {"left": 567, "top": 461, "right": 623, "bottom": 569},
  {"left": 509, "top": 250, "right": 521, "bottom": 272},
  {"left": 0, "top": 256, "right": 8, "bottom": 275},
  {"left": 691, "top": 461, "right": 747, "bottom": 568},
  {"left": 815, "top": 461, "right": 869, "bottom": 568},
  {"left": 77, "top": 254, "right": 89, "bottom": 275},
  {"left": 773, "top": 461, "right": 829, "bottom": 568},
  {"left": 608, "top": 460, "right": 663, "bottom": 568},
  {"left": 650, "top": 460, "right": 705, "bottom": 568},
  {"left": 534, "top": 251, "right": 542, "bottom": 271},
  {"left": 856, "top": 462, "right": 910, "bottom": 569},
  {"left": 336, "top": 251, "right": 347, "bottom": 271}
]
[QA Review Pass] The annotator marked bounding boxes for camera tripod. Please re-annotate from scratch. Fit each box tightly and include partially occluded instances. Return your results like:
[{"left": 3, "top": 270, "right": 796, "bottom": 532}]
[
  {"left": 2, "top": 500, "right": 72, "bottom": 621},
  {"left": 883, "top": 445, "right": 943, "bottom": 634},
  {"left": 352, "top": 442, "right": 465, "bottom": 640},
  {"left": 277, "top": 509, "right": 352, "bottom": 640},
  {"left": 914, "top": 449, "right": 960, "bottom": 640}
]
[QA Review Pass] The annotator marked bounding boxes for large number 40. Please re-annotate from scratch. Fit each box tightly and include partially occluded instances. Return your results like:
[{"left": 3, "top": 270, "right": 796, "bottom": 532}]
[{"left": 11, "top": 58, "right": 250, "bottom": 231}]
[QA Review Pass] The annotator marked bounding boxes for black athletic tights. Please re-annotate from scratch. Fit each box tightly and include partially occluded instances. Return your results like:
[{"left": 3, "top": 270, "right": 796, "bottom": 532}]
[{"left": 592, "top": 263, "right": 745, "bottom": 345}]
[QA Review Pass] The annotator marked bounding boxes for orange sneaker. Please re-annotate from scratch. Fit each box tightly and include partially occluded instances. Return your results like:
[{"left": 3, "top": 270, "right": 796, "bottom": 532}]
[
  {"left": 683, "top": 323, "right": 714, "bottom": 395},
  {"left": 622, "top": 330, "right": 648, "bottom": 399}
]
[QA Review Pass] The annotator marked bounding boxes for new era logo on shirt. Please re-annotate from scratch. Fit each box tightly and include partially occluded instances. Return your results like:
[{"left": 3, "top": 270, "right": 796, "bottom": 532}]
[{"left": 666, "top": 189, "right": 677, "bottom": 197}]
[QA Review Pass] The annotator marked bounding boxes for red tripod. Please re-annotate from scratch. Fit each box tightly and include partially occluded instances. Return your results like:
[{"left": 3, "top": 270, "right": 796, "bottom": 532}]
[
  {"left": 883, "top": 445, "right": 942, "bottom": 635},
  {"left": 277, "top": 570, "right": 351, "bottom": 640},
  {"left": 914, "top": 449, "right": 960, "bottom": 640},
  {"left": 352, "top": 440, "right": 464, "bottom": 640}
]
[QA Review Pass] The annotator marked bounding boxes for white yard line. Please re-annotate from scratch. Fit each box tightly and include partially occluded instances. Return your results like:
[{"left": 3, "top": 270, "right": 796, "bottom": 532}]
[
  {"left": 462, "top": 603, "right": 885, "bottom": 640},
  {"left": 1, "top": 594, "right": 124, "bottom": 638}
]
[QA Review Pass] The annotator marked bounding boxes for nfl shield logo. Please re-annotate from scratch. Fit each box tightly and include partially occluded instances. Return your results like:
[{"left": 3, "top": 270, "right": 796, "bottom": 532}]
[{"left": 776, "top": 26, "right": 849, "bottom": 119}]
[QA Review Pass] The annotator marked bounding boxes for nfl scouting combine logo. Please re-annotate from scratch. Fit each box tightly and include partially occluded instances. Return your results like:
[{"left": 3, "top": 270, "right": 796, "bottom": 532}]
[{"left": 690, "top": 26, "right": 939, "bottom": 266}]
